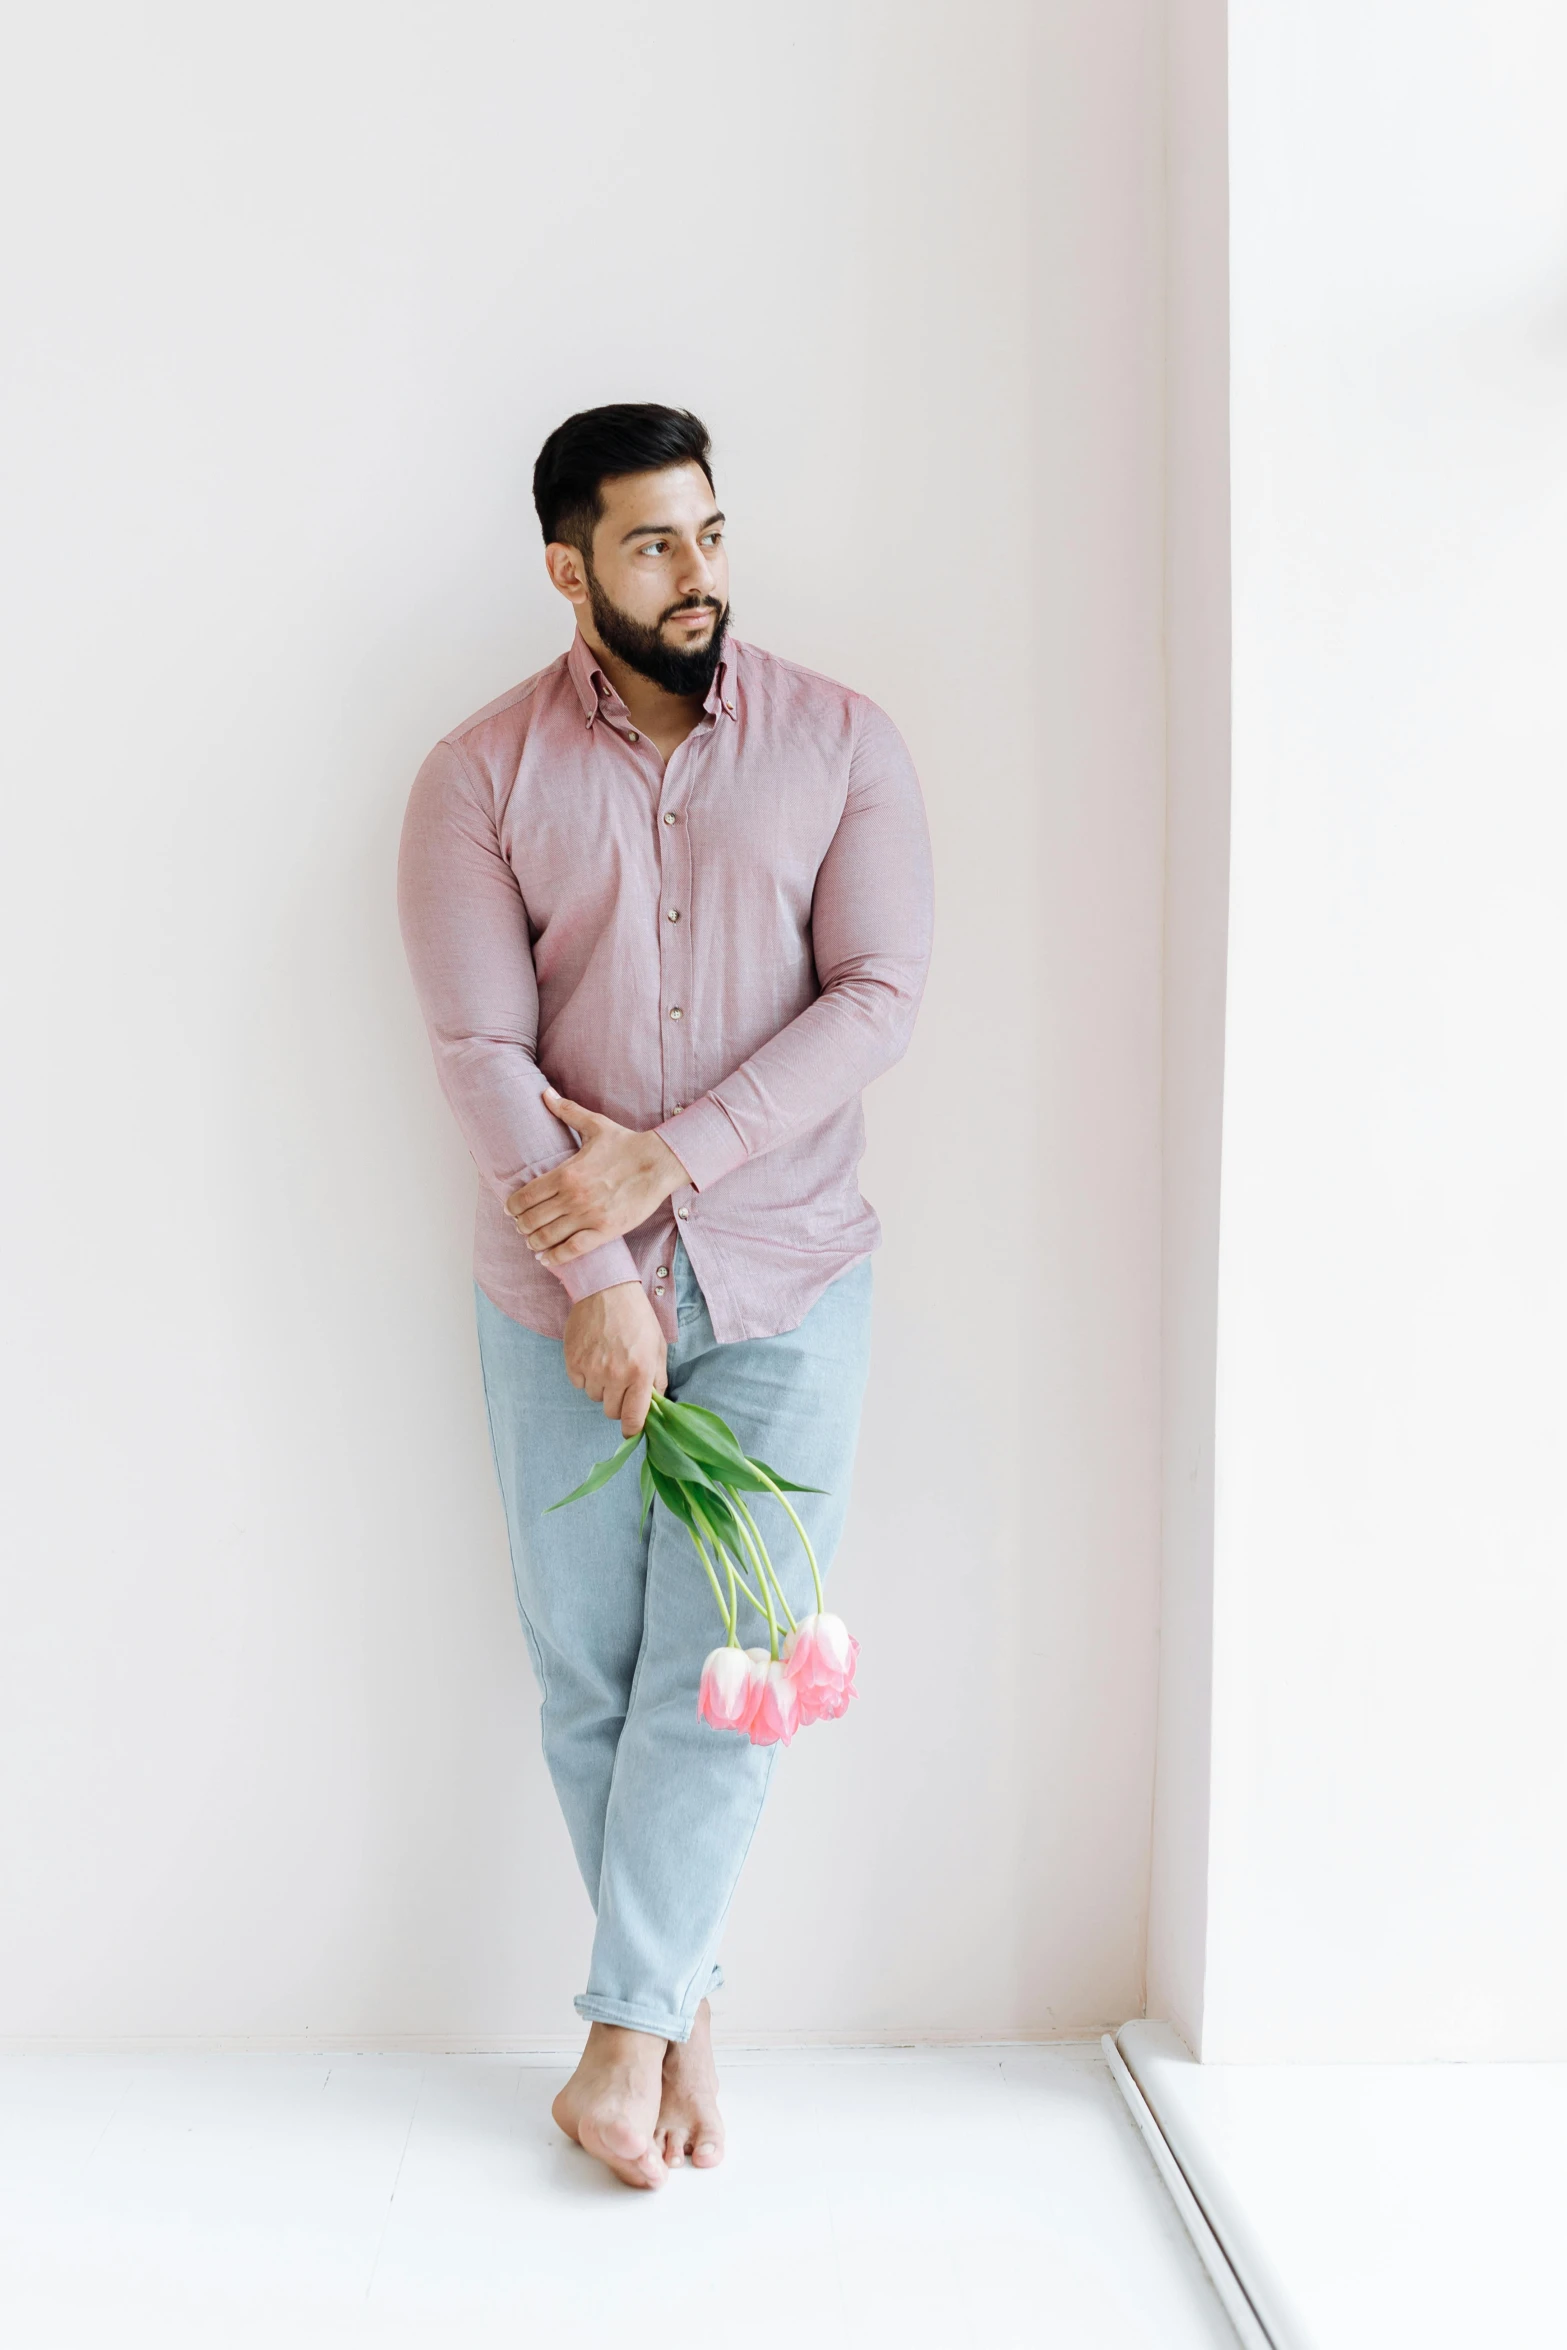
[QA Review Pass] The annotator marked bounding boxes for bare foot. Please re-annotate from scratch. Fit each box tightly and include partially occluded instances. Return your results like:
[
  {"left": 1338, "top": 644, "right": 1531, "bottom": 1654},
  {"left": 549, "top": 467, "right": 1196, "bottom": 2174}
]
[
  {"left": 655, "top": 1998, "right": 725, "bottom": 2171},
  {"left": 552, "top": 2022, "right": 669, "bottom": 2190}
]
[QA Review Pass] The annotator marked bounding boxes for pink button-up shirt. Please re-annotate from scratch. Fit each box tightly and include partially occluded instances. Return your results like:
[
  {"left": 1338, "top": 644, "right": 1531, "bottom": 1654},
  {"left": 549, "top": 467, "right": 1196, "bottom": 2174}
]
[{"left": 396, "top": 629, "right": 934, "bottom": 1344}]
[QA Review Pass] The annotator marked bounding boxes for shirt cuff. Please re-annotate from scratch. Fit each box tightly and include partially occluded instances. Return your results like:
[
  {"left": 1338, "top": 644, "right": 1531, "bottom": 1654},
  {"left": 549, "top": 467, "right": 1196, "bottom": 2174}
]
[
  {"left": 654, "top": 1096, "right": 749, "bottom": 1192},
  {"left": 554, "top": 1234, "right": 642, "bottom": 1305}
]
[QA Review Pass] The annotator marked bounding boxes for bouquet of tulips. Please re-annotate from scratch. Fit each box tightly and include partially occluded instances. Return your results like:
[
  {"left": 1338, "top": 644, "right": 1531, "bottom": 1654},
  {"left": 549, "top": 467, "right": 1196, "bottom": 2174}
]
[{"left": 549, "top": 1392, "right": 859, "bottom": 1747}]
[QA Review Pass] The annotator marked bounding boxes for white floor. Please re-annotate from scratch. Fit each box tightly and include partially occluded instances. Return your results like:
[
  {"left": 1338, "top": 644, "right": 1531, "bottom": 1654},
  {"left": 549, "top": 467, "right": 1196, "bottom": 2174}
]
[
  {"left": 1118, "top": 2022, "right": 1567, "bottom": 2350},
  {"left": 0, "top": 2042, "right": 1240, "bottom": 2348}
]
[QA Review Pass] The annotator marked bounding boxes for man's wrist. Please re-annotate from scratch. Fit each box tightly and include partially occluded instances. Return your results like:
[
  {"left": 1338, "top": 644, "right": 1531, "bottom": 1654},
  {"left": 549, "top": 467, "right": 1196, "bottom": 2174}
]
[
  {"left": 645, "top": 1130, "right": 692, "bottom": 1197},
  {"left": 653, "top": 1097, "right": 748, "bottom": 1192}
]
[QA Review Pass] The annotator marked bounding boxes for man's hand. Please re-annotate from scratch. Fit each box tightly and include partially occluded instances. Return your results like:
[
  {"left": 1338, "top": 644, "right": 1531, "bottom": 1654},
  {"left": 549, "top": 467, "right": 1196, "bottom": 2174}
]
[
  {"left": 507, "top": 1087, "right": 690, "bottom": 1268},
  {"left": 564, "top": 1282, "right": 668, "bottom": 1438}
]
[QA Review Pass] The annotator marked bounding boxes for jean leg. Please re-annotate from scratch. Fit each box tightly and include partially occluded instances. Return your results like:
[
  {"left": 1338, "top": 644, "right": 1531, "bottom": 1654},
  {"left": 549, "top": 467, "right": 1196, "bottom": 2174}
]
[
  {"left": 473, "top": 1282, "right": 650, "bottom": 1913},
  {"left": 578, "top": 1242, "right": 875, "bottom": 2042}
]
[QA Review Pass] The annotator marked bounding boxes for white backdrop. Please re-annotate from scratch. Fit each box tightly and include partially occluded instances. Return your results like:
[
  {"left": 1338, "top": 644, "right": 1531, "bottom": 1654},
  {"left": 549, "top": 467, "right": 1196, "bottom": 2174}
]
[{"left": 0, "top": 0, "right": 1167, "bottom": 2045}]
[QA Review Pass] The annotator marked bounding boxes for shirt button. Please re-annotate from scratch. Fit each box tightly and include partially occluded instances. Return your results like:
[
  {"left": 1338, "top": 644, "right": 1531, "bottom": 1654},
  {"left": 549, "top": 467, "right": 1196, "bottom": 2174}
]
[
  {"left": 662, "top": 810, "right": 677, "bottom": 825},
  {"left": 656, "top": 1265, "right": 669, "bottom": 1278},
  {"left": 670, "top": 1104, "right": 684, "bottom": 1114},
  {"left": 666, "top": 908, "right": 680, "bottom": 922},
  {"left": 668, "top": 1005, "right": 683, "bottom": 1020},
  {"left": 676, "top": 1207, "right": 689, "bottom": 1221},
  {"left": 628, "top": 729, "right": 639, "bottom": 742},
  {"left": 723, "top": 701, "right": 735, "bottom": 717}
]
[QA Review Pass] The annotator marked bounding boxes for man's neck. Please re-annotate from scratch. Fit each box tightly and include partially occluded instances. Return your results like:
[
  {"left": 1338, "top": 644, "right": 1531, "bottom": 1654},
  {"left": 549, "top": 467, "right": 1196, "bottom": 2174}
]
[{"left": 579, "top": 626, "right": 708, "bottom": 742}]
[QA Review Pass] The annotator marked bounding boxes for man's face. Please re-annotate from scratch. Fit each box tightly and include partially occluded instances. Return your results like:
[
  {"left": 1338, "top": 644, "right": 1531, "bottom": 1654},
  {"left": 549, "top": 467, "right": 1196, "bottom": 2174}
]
[{"left": 548, "top": 461, "right": 730, "bottom": 696}]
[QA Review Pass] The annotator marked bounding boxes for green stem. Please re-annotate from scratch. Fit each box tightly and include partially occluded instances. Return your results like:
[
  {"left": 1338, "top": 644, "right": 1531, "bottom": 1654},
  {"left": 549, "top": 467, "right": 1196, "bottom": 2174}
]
[
  {"left": 685, "top": 1523, "right": 732, "bottom": 1637},
  {"left": 712, "top": 1494, "right": 780, "bottom": 1659},
  {"left": 688, "top": 1499, "right": 772, "bottom": 1640},
  {"left": 711, "top": 1534, "right": 769, "bottom": 1625},
  {"left": 728, "top": 1489, "right": 798, "bottom": 1638},
  {"left": 644, "top": 1397, "right": 811, "bottom": 1641},
  {"left": 750, "top": 1470, "right": 824, "bottom": 1616}
]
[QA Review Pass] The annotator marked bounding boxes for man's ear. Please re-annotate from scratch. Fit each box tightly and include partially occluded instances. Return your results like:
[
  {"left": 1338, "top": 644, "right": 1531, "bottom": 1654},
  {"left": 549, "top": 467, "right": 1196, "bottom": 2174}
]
[{"left": 545, "top": 541, "right": 589, "bottom": 606}]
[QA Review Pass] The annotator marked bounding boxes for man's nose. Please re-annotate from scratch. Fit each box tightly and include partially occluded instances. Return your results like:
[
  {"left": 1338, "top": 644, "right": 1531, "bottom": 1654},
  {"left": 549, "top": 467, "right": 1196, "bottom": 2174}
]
[{"left": 673, "top": 542, "right": 717, "bottom": 598}]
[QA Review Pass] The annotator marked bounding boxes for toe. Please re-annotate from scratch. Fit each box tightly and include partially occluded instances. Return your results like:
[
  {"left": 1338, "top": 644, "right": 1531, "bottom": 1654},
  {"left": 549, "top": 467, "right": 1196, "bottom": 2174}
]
[
  {"left": 618, "top": 2140, "right": 668, "bottom": 2191},
  {"left": 579, "top": 2115, "right": 666, "bottom": 2191}
]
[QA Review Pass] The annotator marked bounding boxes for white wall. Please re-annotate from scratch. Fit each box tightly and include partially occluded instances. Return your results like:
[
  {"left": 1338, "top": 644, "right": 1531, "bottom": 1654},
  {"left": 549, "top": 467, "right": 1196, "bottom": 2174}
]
[
  {"left": 0, "top": 1, "right": 1168, "bottom": 2044},
  {"left": 1195, "top": 0, "right": 1567, "bottom": 2060}
]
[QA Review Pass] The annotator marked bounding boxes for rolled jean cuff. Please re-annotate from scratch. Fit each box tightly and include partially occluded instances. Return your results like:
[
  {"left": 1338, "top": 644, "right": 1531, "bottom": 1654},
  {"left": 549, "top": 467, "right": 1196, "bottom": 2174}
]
[{"left": 574, "top": 1992, "right": 704, "bottom": 2043}]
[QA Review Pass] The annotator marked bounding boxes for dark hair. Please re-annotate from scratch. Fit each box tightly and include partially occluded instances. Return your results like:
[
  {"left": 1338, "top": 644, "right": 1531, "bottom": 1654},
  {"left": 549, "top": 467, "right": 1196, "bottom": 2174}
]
[{"left": 532, "top": 403, "right": 714, "bottom": 556}]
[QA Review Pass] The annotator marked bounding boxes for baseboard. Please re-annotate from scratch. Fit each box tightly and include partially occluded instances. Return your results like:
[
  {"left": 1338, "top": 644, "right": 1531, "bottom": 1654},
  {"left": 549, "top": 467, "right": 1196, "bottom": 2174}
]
[{"left": 0, "top": 2027, "right": 1112, "bottom": 2057}]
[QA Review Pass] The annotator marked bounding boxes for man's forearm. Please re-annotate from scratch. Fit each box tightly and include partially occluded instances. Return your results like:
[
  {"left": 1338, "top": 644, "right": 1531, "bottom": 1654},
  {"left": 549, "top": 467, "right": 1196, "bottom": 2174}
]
[
  {"left": 652, "top": 969, "right": 923, "bottom": 1192},
  {"left": 398, "top": 739, "right": 647, "bottom": 1303},
  {"left": 507, "top": 1094, "right": 692, "bottom": 1274}
]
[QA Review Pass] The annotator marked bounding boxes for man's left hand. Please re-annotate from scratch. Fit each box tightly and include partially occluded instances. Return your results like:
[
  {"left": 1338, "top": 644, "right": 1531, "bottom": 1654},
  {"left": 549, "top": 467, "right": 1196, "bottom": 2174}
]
[{"left": 507, "top": 1087, "right": 690, "bottom": 1267}]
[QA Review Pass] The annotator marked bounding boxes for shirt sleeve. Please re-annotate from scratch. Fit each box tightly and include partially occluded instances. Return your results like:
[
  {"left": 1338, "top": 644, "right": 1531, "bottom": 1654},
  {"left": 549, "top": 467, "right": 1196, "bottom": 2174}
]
[
  {"left": 396, "top": 737, "right": 641, "bottom": 1305},
  {"left": 653, "top": 697, "right": 935, "bottom": 1190}
]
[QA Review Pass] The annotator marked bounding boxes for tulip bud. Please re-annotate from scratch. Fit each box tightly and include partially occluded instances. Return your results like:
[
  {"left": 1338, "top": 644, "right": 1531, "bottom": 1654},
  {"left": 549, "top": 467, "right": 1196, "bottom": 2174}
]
[
  {"left": 747, "top": 1658, "right": 802, "bottom": 1747},
  {"left": 782, "top": 1611, "right": 860, "bottom": 1723},
  {"left": 698, "top": 1646, "right": 761, "bottom": 1733}
]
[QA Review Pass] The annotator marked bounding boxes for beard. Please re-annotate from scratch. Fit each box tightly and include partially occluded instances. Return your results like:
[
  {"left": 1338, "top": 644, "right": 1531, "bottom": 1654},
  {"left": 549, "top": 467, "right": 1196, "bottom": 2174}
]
[{"left": 584, "top": 564, "right": 730, "bottom": 698}]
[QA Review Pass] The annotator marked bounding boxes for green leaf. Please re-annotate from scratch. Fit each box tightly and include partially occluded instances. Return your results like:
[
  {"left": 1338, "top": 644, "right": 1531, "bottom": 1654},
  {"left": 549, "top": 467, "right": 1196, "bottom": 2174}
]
[
  {"left": 639, "top": 1454, "right": 656, "bottom": 1535},
  {"left": 653, "top": 1416, "right": 775, "bottom": 1493},
  {"left": 748, "top": 1456, "right": 827, "bottom": 1497},
  {"left": 643, "top": 1457, "right": 704, "bottom": 1534},
  {"left": 545, "top": 1429, "right": 643, "bottom": 1512},
  {"left": 654, "top": 1395, "right": 746, "bottom": 1446},
  {"left": 644, "top": 1415, "right": 731, "bottom": 1495},
  {"left": 648, "top": 1400, "right": 831, "bottom": 1513},
  {"left": 685, "top": 1480, "right": 748, "bottom": 1554},
  {"left": 648, "top": 1397, "right": 754, "bottom": 1478},
  {"left": 642, "top": 1457, "right": 741, "bottom": 1553},
  {"left": 648, "top": 1398, "right": 828, "bottom": 1499}
]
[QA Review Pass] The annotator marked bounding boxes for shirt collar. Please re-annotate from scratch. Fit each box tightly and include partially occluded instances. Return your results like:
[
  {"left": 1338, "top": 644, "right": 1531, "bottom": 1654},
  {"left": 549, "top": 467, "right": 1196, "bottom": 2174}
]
[{"left": 566, "top": 627, "right": 738, "bottom": 727}]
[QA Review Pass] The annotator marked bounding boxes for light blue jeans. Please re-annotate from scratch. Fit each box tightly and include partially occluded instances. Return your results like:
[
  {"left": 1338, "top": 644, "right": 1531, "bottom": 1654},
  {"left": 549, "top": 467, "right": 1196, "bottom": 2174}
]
[{"left": 474, "top": 1234, "right": 874, "bottom": 2043}]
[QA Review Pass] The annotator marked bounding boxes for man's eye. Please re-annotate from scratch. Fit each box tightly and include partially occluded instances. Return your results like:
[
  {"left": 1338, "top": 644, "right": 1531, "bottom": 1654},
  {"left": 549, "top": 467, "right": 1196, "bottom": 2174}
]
[{"left": 641, "top": 539, "right": 669, "bottom": 555}]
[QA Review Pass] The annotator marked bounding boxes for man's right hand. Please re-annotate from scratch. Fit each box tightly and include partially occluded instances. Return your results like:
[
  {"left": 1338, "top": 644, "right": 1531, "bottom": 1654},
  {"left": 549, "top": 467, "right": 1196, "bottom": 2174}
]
[{"left": 563, "top": 1282, "right": 668, "bottom": 1438}]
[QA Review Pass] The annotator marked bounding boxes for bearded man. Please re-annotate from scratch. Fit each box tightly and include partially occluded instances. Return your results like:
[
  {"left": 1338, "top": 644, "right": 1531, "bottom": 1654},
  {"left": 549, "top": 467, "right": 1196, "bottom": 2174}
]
[{"left": 397, "top": 403, "right": 934, "bottom": 2189}]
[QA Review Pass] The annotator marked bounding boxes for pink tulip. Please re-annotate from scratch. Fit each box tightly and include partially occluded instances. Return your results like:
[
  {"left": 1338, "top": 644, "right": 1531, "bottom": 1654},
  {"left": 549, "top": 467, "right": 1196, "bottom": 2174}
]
[
  {"left": 747, "top": 1657, "right": 802, "bottom": 1747},
  {"left": 698, "top": 1646, "right": 762, "bottom": 1734},
  {"left": 782, "top": 1611, "right": 860, "bottom": 1723},
  {"left": 743, "top": 1645, "right": 771, "bottom": 1714}
]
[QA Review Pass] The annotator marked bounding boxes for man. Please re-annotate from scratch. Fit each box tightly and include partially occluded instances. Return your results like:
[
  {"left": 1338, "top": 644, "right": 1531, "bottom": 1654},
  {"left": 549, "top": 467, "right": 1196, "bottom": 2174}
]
[{"left": 397, "top": 404, "right": 934, "bottom": 2190}]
